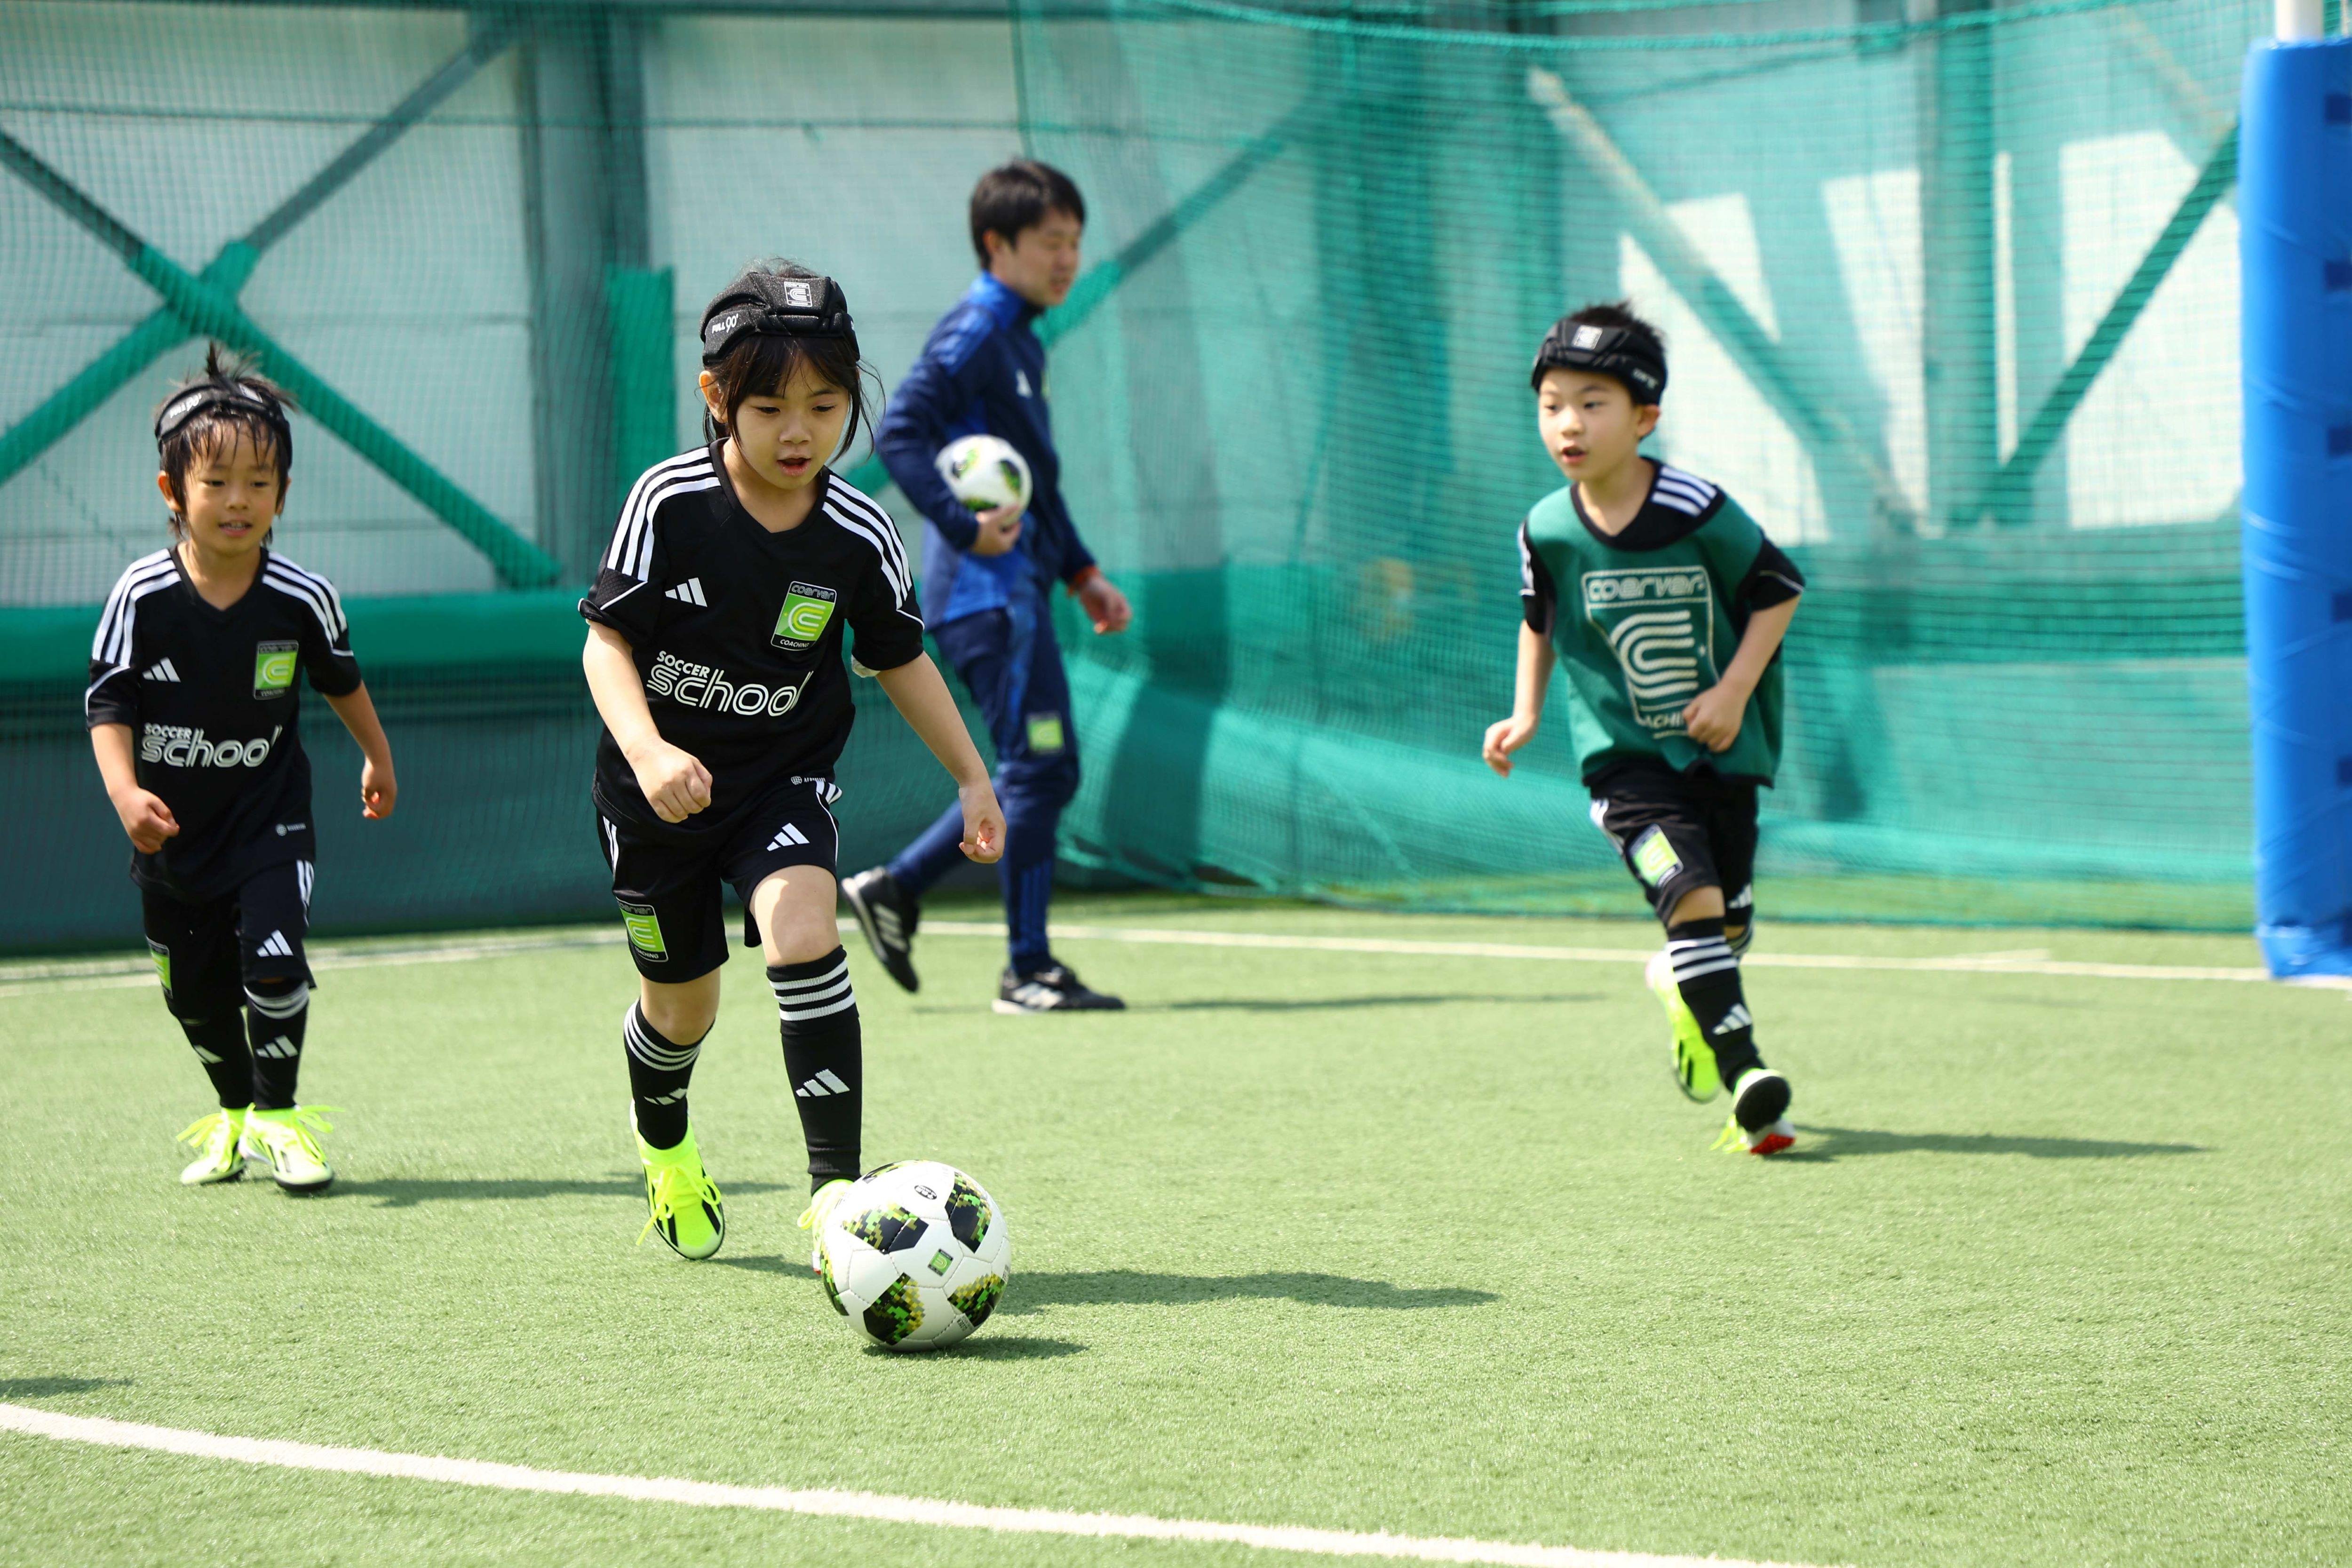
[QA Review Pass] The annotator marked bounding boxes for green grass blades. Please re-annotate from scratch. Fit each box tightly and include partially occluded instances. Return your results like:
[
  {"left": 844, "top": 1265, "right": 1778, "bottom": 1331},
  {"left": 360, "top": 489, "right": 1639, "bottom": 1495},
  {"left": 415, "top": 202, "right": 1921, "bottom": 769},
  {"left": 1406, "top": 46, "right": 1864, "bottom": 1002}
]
[{"left": 0, "top": 897, "right": 2346, "bottom": 1566}]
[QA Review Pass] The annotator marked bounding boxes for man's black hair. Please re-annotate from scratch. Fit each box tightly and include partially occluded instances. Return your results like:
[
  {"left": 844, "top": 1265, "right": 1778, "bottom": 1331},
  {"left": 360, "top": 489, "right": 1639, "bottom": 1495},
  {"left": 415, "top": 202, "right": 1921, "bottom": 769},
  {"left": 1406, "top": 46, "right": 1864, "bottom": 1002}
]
[
  {"left": 969, "top": 159, "right": 1086, "bottom": 268},
  {"left": 154, "top": 342, "right": 295, "bottom": 541},
  {"left": 1530, "top": 300, "right": 1669, "bottom": 403},
  {"left": 699, "top": 261, "right": 878, "bottom": 458}
]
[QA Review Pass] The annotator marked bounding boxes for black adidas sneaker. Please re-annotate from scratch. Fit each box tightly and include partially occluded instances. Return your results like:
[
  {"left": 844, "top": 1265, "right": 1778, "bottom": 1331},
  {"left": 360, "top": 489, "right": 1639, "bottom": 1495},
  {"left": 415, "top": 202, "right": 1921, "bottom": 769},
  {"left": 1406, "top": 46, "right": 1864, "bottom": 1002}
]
[
  {"left": 841, "top": 868, "right": 921, "bottom": 992},
  {"left": 995, "top": 962, "right": 1125, "bottom": 1014}
]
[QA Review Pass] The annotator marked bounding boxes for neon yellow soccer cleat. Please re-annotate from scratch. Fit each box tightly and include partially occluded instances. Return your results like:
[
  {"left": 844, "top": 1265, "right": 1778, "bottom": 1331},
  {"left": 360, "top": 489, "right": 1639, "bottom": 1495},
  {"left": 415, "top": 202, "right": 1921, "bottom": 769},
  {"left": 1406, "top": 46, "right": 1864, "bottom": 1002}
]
[
  {"left": 798, "top": 1178, "right": 853, "bottom": 1274},
  {"left": 1645, "top": 950, "right": 1719, "bottom": 1102},
  {"left": 176, "top": 1107, "right": 248, "bottom": 1186},
  {"left": 241, "top": 1106, "right": 337, "bottom": 1192},
  {"left": 636, "top": 1119, "right": 725, "bottom": 1260}
]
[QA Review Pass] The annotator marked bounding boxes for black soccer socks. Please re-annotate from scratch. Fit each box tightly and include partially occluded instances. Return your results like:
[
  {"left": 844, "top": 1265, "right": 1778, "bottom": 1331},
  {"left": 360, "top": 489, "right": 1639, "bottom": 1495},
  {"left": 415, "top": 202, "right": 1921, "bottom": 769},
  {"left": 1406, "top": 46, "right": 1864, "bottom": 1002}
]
[
  {"left": 244, "top": 977, "right": 309, "bottom": 1111},
  {"left": 1664, "top": 916, "right": 1763, "bottom": 1089},
  {"left": 178, "top": 1011, "right": 254, "bottom": 1110},
  {"left": 771, "top": 948, "right": 861, "bottom": 1191},
  {"left": 624, "top": 1002, "right": 705, "bottom": 1151}
]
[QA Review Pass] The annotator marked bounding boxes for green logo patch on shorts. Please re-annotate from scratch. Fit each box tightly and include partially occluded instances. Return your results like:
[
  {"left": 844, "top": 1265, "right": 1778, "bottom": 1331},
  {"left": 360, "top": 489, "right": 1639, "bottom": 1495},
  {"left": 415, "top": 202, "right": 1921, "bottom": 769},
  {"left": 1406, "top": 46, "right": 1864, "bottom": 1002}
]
[
  {"left": 771, "top": 582, "right": 838, "bottom": 651},
  {"left": 147, "top": 939, "right": 170, "bottom": 993},
  {"left": 1630, "top": 826, "right": 1683, "bottom": 888},
  {"left": 618, "top": 899, "right": 668, "bottom": 961},
  {"left": 252, "top": 641, "right": 298, "bottom": 700},
  {"left": 1025, "top": 713, "right": 1066, "bottom": 754}
]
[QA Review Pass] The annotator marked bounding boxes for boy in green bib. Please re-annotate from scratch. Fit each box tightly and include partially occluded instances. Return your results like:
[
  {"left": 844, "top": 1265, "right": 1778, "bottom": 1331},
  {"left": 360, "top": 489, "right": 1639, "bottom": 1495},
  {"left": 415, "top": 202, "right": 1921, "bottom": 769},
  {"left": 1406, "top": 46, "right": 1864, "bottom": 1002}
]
[{"left": 1483, "top": 302, "right": 1806, "bottom": 1154}]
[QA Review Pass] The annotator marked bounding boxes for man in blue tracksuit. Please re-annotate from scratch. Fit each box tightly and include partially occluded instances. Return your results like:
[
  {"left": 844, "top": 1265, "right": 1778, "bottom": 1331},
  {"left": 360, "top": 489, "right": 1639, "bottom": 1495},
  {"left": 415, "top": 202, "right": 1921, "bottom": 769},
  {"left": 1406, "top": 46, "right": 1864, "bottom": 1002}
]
[{"left": 842, "top": 159, "right": 1133, "bottom": 1012}]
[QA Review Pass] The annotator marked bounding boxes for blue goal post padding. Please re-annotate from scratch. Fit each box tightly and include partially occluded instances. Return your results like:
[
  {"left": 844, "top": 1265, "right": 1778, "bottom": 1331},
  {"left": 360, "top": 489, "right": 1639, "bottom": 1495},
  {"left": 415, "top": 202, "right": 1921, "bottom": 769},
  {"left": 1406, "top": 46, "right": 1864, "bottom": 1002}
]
[{"left": 2242, "top": 35, "right": 2352, "bottom": 978}]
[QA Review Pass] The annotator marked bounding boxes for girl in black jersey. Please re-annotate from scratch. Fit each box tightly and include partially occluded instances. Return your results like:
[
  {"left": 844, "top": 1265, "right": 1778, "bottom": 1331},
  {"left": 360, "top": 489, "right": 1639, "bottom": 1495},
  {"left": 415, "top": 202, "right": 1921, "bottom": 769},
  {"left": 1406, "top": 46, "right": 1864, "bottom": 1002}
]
[
  {"left": 87, "top": 347, "right": 398, "bottom": 1193},
  {"left": 580, "top": 263, "right": 1004, "bottom": 1263}
]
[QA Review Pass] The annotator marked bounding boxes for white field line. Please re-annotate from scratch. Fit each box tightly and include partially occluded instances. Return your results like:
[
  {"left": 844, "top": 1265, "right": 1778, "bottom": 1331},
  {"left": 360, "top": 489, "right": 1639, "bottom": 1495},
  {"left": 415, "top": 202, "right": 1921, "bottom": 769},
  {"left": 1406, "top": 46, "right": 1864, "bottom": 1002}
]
[
  {"left": 6, "top": 919, "right": 2337, "bottom": 999},
  {"left": 0, "top": 1403, "right": 1817, "bottom": 1568},
  {"left": 922, "top": 921, "right": 2344, "bottom": 989}
]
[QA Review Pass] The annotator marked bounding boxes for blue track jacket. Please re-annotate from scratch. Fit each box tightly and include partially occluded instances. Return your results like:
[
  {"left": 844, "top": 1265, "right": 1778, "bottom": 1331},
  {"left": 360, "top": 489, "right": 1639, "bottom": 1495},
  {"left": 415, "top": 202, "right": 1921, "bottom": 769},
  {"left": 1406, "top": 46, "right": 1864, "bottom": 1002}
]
[{"left": 876, "top": 273, "right": 1098, "bottom": 627}]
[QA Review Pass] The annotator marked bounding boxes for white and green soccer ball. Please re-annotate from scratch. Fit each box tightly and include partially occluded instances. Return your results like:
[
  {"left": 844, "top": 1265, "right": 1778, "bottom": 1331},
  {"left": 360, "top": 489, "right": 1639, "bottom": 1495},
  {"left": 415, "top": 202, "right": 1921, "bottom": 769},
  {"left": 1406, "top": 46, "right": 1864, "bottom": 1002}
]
[
  {"left": 935, "top": 434, "right": 1032, "bottom": 514},
  {"left": 819, "top": 1161, "right": 1010, "bottom": 1351}
]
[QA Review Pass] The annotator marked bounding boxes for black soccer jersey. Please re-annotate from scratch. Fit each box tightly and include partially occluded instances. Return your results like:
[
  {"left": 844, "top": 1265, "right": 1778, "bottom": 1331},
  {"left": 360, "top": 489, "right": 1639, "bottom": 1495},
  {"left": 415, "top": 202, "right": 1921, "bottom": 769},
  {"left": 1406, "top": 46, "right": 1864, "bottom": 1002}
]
[
  {"left": 580, "top": 447, "right": 927, "bottom": 836},
  {"left": 85, "top": 547, "right": 363, "bottom": 899}
]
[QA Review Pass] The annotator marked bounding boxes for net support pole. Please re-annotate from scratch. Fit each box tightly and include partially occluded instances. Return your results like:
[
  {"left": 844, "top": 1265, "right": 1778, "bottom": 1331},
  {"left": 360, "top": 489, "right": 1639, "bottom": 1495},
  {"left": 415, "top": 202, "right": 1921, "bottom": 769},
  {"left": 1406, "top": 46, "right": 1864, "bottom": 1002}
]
[
  {"left": 2241, "top": 32, "right": 2352, "bottom": 977},
  {"left": 1526, "top": 69, "right": 1914, "bottom": 533}
]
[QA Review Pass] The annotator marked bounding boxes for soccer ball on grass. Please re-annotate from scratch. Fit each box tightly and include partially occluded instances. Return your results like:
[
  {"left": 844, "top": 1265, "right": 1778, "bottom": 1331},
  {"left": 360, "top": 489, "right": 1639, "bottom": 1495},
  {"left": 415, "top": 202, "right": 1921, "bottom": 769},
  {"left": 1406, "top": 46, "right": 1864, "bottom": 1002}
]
[
  {"left": 819, "top": 1161, "right": 1010, "bottom": 1351},
  {"left": 935, "top": 434, "right": 1032, "bottom": 515}
]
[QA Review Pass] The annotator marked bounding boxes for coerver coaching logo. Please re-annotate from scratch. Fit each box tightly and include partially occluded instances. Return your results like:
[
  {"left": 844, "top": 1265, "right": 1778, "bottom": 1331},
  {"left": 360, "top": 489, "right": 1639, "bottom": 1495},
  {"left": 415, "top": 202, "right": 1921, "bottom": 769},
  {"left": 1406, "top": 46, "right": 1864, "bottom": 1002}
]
[
  {"left": 771, "top": 581, "right": 838, "bottom": 652},
  {"left": 253, "top": 641, "right": 298, "bottom": 700},
  {"left": 618, "top": 899, "right": 668, "bottom": 962},
  {"left": 1581, "top": 567, "right": 1716, "bottom": 734}
]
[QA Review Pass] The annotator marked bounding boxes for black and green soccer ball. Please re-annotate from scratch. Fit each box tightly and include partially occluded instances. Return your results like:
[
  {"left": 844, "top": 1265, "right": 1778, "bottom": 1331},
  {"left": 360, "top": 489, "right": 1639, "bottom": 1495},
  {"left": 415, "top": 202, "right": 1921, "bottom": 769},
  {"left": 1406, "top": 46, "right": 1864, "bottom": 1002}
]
[{"left": 818, "top": 1161, "right": 1010, "bottom": 1352}]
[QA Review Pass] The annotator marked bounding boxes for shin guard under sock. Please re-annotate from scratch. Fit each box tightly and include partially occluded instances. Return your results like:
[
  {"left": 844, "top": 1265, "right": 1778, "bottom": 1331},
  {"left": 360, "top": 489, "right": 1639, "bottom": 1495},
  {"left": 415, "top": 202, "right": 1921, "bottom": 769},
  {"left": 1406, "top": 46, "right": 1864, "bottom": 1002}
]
[
  {"left": 1665, "top": 916, "right": 1762, "bottom": 1089},
  {"left": 623, "top": 1003, "right": 704, "bottom": 1150},
  {"left": 770, "top": 948, "right": 861, "bottom": 1191},
  {"left": 178, "top": 1012, "right": 253, "bottom": 1110},
  {"left": 244, "top": 977, "right": 309, "bottom": 1111}
]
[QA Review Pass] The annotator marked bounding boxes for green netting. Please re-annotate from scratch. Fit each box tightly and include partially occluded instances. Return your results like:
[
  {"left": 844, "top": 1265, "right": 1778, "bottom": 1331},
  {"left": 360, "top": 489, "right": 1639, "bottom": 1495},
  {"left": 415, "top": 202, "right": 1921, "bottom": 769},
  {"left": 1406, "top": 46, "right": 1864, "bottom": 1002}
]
[{"left": 0, "top": 0, "right": 2263, "bottom": 950}]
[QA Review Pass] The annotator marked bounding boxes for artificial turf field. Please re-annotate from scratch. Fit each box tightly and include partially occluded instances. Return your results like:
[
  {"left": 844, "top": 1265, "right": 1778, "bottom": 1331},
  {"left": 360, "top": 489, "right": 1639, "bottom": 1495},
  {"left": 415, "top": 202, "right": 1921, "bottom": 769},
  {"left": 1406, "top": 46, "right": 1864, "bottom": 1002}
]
[{"left": 0, "top": 892, "right": 2345, "bottom": 1568}]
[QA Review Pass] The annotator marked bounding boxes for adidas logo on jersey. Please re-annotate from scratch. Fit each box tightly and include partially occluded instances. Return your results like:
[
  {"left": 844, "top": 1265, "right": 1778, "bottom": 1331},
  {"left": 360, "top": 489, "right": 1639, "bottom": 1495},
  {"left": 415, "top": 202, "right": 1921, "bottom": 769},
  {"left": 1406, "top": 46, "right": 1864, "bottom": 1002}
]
[
  {"left": 664, "top": 578, "right": 708, "bottom": 606},
  {"left": 795, "top": 1069, "right": 852, "bottom": 1098},
  {"left": 256, "top": 931, "right": 295, "bottom": 959},
  {"left": 1712, "top": 1003, "right": 1753, "bottom": 1036},
  {"left": 767, "top": 823, "right": 810, "bottom": 852},
  {"left": 142, "top": 659, "right": 182, "bottom": 682}
]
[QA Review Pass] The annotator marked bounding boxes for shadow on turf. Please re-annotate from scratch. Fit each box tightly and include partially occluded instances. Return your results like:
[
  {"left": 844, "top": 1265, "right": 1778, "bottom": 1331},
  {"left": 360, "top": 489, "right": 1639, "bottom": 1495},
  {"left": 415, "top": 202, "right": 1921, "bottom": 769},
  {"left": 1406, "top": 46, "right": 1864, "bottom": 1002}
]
[
  {"left": 860, "top": 1337, "right": 1087, "bottom": 1361},
  {"left": 1005, "top": 1270, "right": 1495, "bottom": 1313},
  {"left": 334, "top": 1175, "right": 803, "bottom": 1209},
  {"left": 1785, "top": 1125, "right": 2206, "bottom": 1162},
  {"left": 0, "top": 1377, "right": 131, "bottom": 1399}
]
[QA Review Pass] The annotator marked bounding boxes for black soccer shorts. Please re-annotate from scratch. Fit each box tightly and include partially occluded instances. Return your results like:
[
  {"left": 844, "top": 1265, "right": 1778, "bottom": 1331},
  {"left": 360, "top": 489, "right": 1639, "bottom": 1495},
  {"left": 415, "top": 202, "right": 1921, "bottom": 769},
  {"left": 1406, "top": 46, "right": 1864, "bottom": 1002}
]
[
  {"left": 598, "top": 775, "right": 842, "bottom": 982},
  {"left": 141, "top": 857, "right": 315, "bottom": 1021},
  {"left": 1587, "top": 763, "right": 1758, "bottom": 923}
]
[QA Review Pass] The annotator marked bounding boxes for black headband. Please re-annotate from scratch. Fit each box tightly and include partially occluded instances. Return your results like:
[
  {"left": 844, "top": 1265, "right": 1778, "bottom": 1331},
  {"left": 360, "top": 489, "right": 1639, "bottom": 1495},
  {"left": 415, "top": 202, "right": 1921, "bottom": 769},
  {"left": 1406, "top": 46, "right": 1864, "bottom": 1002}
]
[
  {"left": 699, "top": 275, "right": 856, "bottom": 364},
  {"left": 1530, "top": 320, "right": 1667, "bottom": 403},
  {"left": 154, "top": 380, "right": 292, "bottom": 452}
]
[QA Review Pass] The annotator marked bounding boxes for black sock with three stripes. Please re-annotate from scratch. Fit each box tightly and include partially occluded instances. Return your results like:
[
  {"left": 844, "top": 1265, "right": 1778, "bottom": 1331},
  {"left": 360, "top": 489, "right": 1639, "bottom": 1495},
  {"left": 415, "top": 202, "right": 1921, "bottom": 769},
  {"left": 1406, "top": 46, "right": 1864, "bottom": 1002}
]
[
  {"left": 771, "top": 947, "right": 861, "bottom": 1193},
  {"left": 624, "top": 1002, "right": 704, "bottom": 1150},
  {"left": 1664, "top": 916, "right": 1762, "bottom": 1090}
]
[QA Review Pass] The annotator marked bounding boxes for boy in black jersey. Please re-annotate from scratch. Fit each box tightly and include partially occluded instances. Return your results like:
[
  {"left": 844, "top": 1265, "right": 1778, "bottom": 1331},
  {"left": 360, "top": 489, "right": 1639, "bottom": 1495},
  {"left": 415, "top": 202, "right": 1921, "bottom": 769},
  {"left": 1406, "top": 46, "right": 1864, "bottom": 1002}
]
[
  {"left": 581, "top": 263, "right": 1005, "bottom": 1264},
  {"left": 87, "top": 347, "right": 397, "bottom": 1193}
]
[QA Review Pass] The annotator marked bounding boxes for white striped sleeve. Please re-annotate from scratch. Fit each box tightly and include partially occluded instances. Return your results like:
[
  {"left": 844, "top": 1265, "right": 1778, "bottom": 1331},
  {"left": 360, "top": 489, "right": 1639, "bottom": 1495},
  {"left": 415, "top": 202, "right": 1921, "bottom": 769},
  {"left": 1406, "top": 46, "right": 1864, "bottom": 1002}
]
[
  {"left": 85, "top": 553, "right": 176, "bottom": 724},
  {"left": 604, "top": 450, "right": 718, "bottom": 583},
  {"left": 263, "top": 555, "right": 351, "bottom": 654}
]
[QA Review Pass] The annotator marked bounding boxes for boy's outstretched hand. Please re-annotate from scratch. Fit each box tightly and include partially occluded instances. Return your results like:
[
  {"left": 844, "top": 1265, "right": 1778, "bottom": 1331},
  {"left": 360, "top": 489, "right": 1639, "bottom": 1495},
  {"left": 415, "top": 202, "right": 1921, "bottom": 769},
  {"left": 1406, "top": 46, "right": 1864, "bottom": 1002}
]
[
  {"left": 1682, "top": 680, "right": 1748, "bottom": 753},
  {"left": 1482, "top": 715, "right": 1537, "bottom": 777},
  {"left": 958, "top": 779, "right": 1007, "bottom": 863}
]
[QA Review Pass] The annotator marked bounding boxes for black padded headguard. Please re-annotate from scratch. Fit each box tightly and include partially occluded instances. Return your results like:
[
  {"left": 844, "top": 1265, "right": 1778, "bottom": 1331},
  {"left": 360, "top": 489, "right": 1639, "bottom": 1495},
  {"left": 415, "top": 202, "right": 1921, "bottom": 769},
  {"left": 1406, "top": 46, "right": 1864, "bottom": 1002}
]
[
  {"left": 699, "top": 271, "right": 858, "bottom": 365},
  {"left": 1529, "top": 318, "right": 1667, "bottom": 404},
  {"left": 154, "top": 374, "right": 293, "bottom": 458}
]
